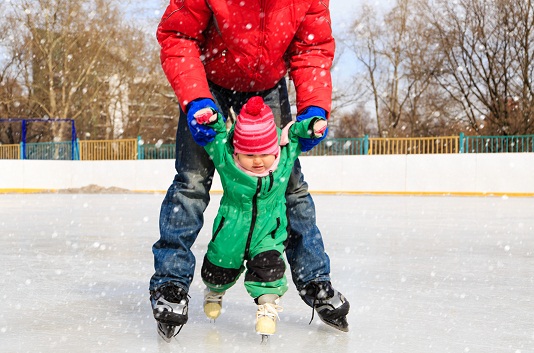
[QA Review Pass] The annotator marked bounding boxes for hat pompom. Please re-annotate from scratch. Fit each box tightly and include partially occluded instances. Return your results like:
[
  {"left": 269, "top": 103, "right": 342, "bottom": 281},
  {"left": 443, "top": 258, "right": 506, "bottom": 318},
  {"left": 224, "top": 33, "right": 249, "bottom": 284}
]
[{"left": 245, "top": 96, "right": 264, "bottom": 116}]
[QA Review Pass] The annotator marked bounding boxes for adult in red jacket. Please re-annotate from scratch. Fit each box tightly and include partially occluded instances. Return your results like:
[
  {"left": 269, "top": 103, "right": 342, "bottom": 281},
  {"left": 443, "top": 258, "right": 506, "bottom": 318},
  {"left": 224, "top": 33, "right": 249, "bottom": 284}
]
[{"left": 150, "top": 0, "right": 350, "bottom": 341}]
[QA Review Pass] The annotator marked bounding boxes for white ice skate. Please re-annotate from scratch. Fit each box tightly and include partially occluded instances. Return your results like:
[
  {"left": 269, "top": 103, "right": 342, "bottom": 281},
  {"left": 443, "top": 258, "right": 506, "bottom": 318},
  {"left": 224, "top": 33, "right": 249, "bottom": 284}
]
[
  {"left": 255, "top": 294, "right": 283, "bottom": 343},
  {"left": 203, "top": 288, "right": 225, "bottom": 320}
]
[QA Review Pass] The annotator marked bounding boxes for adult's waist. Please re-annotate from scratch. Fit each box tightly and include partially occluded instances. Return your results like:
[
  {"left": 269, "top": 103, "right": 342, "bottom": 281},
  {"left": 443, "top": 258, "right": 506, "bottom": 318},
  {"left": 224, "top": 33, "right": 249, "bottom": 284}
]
[{"left": 205, "top": 58, "right": 287, "bottom": 92}]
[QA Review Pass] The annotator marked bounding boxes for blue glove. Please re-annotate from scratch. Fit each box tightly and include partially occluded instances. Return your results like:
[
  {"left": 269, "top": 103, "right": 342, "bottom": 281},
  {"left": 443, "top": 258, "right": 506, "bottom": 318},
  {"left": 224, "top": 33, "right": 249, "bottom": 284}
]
[
  {"left": 186, "top": 98, "right": 220, "bottom": 146},
  {"left": 296, "top": 106, "right": 329, "bottom": 152}
]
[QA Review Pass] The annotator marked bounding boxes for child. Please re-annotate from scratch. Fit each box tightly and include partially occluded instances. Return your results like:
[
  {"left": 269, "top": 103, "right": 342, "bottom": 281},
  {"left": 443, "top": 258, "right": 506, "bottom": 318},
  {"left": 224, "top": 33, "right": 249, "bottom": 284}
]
[{"left": 193, "top": 96, "right": 327, "bottom": 338}]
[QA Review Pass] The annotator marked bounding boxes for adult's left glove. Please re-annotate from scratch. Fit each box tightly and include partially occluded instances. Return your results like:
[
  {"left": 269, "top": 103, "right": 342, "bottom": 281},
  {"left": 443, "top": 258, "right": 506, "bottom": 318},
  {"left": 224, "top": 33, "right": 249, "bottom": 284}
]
[
  {"left": 296, "top": 106, "right": 329, "bottom": 152},
  {"left": 186, "top": 98, "right": 220, "bottom": 146}
]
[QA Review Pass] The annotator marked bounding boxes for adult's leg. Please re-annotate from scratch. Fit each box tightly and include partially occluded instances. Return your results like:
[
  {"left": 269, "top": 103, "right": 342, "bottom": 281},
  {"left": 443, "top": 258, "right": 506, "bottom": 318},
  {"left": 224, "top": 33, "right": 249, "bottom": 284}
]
[
  {"left": 284, "top": 160, "right": 332, "bottom": 289},
  {"left": 266, "top": 80, "right": 332, "bottom": 290},
  {"left": 274, "top": 81, "right": 349, "bottom": 332},
  {"left": 150, "top": 106, "right": 215, "bottom": 292}
]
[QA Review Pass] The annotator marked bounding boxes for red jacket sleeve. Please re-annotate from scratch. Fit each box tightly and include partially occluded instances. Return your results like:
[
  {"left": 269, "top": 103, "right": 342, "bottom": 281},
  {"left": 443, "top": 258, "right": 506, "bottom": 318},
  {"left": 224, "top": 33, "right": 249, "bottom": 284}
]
[
  {"left": 156, "top": 0, "right": 214, "bottom": 111},
  {"left": 288, "top": 0, "right": 335, "bottom": 117}
]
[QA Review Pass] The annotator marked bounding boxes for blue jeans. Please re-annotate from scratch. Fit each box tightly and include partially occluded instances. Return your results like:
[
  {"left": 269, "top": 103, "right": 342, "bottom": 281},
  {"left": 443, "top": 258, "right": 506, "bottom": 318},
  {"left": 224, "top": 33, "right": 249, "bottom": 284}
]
[{"left": 150, "top": 78, "right": 331, "bottom": 293}]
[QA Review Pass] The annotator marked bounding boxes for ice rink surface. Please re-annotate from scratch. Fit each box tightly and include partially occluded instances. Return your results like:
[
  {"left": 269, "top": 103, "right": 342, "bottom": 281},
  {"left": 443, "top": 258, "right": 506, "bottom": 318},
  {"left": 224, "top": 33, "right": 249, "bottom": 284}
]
[{"left": 1, "top": 193, "right": 533, "bottom": 353}]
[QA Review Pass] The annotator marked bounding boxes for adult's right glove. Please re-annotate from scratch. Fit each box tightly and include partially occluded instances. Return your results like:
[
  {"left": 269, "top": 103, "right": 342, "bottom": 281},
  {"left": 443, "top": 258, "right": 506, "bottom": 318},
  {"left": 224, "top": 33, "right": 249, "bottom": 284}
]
[{"left": 186, "top": 98, "right": 220, "bottom": 146}]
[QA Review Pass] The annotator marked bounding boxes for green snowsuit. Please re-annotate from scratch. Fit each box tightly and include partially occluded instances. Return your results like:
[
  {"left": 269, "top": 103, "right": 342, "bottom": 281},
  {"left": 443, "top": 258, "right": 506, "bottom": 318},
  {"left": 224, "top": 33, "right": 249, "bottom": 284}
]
[{"left": 200, "top": 115, "right": 316, "bottom": 299}]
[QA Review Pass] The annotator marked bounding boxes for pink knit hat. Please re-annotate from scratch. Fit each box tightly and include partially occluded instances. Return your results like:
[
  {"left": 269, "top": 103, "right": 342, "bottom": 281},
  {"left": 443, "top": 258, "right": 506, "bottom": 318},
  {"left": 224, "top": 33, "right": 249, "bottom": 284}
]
[{"left": 233, "top": 96, "right": 279, "bottom": 155}]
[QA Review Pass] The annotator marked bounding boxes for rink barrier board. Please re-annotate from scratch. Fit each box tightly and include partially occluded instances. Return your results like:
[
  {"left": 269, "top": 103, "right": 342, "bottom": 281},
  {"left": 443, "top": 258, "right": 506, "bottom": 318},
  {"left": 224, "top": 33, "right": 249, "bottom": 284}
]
[
  {"left": 1, "top": 189, "right": 533, "bottom": 198},
  {"left": 1, "top": 154, "right": 533, "bottom": 195}
]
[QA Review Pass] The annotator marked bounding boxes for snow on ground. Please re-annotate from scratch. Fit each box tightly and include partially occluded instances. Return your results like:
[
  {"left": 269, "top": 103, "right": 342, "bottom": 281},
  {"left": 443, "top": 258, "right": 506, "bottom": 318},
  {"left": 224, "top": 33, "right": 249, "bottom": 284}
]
[{"left": 1, "top": 193, "right": 533, "bottom": 353}]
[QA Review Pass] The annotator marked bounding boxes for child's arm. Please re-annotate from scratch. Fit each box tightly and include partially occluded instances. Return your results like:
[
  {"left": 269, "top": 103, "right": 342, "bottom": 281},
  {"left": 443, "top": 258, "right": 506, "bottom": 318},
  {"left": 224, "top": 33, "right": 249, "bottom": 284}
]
[{"left": 279, "top": 118, "right": 327, "bottom": 159}]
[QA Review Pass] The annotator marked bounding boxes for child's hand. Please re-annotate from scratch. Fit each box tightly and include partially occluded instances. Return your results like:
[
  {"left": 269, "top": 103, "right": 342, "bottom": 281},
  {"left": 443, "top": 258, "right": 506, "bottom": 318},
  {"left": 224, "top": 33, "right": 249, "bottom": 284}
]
[
  {"left": 194, "top": 108, "right": 218, "bottom": 124},
  {"left": 186, "top": 98, "right": 218, "bottom": 146},
  {"left": 313, "top": 119, "right": 327, "bottom": 137},
  {"left": 296, "top": 106, "right": 328, "bottom": 151}
]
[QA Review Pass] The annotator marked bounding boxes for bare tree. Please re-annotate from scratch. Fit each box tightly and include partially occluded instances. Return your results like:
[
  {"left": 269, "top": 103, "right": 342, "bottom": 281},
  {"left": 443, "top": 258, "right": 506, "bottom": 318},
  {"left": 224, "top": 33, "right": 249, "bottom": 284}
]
[
  {"left": 344, "top": 4, "right": 385, "bottom": 136},
  {"left": 0, "top": 0, "right": 178, "bottom": 144},
  {"left": 342, "top": 0, "right": 465, "bottom": 137},
  {"left": 424, "top": 0, "right": 534, "bottom": 135},
  {"left": 8, "top": 1, "right": 119, "bottom": 140},
  {"left": 330, "top": 104, "right": 377, "bottom": 138},
  {"left": 347, "top": 0, "right": 440, "bottom": 137}
]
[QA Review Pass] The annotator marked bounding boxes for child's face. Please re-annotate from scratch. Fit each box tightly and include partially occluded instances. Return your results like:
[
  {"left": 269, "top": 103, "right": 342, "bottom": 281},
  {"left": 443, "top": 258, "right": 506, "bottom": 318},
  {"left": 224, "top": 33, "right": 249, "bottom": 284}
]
[{"left": 236, "top": 153, "right": 276, "bottom": 173}]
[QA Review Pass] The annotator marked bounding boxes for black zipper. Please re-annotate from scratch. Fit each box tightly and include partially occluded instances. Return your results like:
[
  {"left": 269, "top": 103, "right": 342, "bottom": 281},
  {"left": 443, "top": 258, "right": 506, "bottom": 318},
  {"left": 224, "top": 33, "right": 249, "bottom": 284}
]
[
  {"left": 244, "top": 178, "right": 262, "bottom": 260},
  {"left": 270, "top": 217, "right": 281, "bottom": 239},
  {"left": 212, "top": 216, "right": 225, "bottom": 242},
  {"left": 267, "top": 171, "right": 274, "bottom": 192}
]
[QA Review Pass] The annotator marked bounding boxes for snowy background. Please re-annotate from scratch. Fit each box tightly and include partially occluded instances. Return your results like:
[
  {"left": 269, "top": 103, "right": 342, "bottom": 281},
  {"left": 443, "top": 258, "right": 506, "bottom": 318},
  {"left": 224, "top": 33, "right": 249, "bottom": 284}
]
[{"left": 1, "top": 193, "right": 533, "bottom": 352}]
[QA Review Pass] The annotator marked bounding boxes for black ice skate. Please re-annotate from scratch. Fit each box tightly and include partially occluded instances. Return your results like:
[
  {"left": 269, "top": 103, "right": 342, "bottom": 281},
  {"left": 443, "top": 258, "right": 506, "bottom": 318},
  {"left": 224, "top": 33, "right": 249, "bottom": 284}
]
[
  {"left": 150, "top": 284, "right": 189, "bottom": 341},
  {"left": 300, "top": 281, "right": 350, "bottom": 332}
]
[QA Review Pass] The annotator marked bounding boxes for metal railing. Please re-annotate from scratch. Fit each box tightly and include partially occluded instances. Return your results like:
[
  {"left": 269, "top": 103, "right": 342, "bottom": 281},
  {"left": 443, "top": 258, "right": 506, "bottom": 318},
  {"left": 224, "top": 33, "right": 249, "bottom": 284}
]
[
  {"left": 139, "top": 143, "right": 175, "bottom": 160},
  {"left": 304, "top": 137, "right": 367, "bottom": 156},
  {"left": 78, "top": 139, "right": 137, "bottom": 160},
  {"left": 25, "top": 141, "right": 75, "bottom": 160},
  {"left": 461, "top": 133, "right": 534, "bottom": 153},
  {"left": 0, "top": 144, "right": 20, "bottom": 159},
  {"left": 1, "top": 134, "right": 533, "bottom": 160},
  {"left": 368, "top": 136, "right": 459, "bottom": 155}
]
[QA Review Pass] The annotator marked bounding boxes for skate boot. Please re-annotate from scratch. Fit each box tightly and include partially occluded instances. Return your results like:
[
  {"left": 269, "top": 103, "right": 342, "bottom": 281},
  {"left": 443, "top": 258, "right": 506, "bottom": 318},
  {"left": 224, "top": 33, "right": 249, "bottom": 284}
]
[
  {"left": 203, "top": 288, "right": 225, "bottom": 320},
  {"left": 150, "top": 283, "right": 189, "bottom": 341},
  {"left": 300, "top": 281, "right": 350, "bottom": 332},
  {"left": 255, "top": 294, "right": 283, "bottom": 343}
]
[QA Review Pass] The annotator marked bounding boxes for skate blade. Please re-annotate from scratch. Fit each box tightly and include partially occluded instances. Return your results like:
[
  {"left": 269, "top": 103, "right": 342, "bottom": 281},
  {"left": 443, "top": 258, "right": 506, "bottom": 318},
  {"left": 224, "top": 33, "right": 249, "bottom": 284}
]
[
  {"left": 157, "top": 322, "right": 179, "bottom": 342},
  {"left": 260, "top": 334, "right": 270, "bottom": 344},
  {"left": 319, "top": 316, "right": 349, "bottom": 332}
]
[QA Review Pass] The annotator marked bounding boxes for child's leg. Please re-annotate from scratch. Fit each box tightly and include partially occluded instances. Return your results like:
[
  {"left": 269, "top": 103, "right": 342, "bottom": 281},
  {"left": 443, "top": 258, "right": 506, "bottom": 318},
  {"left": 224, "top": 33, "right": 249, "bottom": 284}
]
[
  {"left": 201, "top": 254, "right": 244, "bottom": 319},
  {"left": 255, "top": 294, "right": 283, "bottom": 335},
  {"left": 244, "top": 250, "right": 287, "bottom": 336},
  {"left": 243, "top": 250, "right": 288, "bottom": 298}
]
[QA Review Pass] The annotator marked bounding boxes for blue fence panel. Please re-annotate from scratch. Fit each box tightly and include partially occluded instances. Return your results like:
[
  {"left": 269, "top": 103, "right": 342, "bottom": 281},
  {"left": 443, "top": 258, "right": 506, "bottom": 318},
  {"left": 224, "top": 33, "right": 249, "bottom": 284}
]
[
  {"left": 463, "top": 135, "right": 534, "bottom": 153},
  {"left": 303, "top": 137, "right": 367, "bottom": 156},
  {"left": 140, "top": 144, "right": 176, "bottom": 159},
  {"left": 25, "top": 141, "right": 74, "bottom": 160}
]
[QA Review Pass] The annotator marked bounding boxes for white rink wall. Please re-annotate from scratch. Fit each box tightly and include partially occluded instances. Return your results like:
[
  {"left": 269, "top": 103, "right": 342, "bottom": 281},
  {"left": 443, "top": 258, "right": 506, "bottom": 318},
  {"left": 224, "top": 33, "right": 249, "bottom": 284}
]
[{"left": 1, "top": 153, "right": 534, "bottom": 195}]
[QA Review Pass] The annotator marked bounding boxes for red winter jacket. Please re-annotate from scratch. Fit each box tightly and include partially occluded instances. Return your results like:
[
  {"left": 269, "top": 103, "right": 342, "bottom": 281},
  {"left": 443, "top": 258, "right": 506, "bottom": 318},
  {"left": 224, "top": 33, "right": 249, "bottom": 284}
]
[{"left": 157, "top": 0, "right": 335, "bottom": 115}]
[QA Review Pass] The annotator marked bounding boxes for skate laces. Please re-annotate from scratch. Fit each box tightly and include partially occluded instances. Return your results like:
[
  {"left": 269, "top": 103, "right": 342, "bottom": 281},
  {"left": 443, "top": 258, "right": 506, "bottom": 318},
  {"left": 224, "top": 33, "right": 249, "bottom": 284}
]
[
  {"left": 305, "top": 282, "right": 334, "bottom": 325},
  {"left": 257, "top": 303, "right": 283, "bottom": 321},
  {"left": 161, "top": 284, "right": 189, "bottom": 304},
  {"left": 205, "top": 291, "right": 224, "bottom": 304}
]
